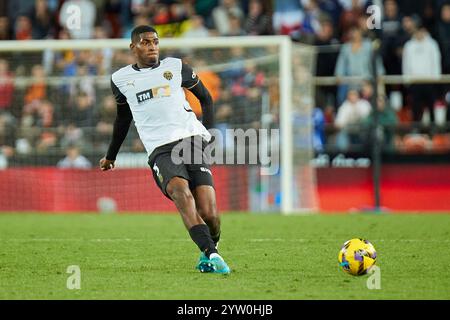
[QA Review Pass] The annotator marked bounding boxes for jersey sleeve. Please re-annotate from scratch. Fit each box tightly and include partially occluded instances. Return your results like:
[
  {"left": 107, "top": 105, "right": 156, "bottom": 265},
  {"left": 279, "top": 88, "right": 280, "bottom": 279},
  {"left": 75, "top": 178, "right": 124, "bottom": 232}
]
[
  {"left": 181, "top": 63, "right": 200, "bottom": 89},
  {"left": 111, "top": 78, "right": 128, "bottom": 105}
]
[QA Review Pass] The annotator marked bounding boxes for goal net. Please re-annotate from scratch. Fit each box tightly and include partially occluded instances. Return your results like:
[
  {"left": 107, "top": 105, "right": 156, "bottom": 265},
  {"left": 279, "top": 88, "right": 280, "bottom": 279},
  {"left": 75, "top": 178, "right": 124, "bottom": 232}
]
[{"left": 0, "top": 36, "right": 318, "bottom": 213}]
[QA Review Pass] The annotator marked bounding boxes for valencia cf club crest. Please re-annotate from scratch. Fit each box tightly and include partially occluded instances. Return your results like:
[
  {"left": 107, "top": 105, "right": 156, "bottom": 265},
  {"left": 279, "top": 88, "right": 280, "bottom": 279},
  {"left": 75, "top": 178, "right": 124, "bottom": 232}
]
[
  {"left": 163, "top": 71, "right": 173, "bottom": 81},
  {"left": 158, "top": 172, "right": 164, "bottom": 184}
]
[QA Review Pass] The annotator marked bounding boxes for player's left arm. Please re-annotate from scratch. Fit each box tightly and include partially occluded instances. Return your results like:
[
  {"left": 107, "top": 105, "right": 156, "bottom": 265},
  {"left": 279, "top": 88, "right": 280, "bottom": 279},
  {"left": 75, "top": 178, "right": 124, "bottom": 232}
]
[{"left": 181, "top": 63, "right": 214, "bottom": 129}]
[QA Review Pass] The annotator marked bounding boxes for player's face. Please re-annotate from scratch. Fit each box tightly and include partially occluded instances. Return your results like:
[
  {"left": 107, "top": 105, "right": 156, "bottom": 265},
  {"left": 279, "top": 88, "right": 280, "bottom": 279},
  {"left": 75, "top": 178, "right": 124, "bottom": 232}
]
[{"left": 132, "top": 32, "right": 160, "bottom": 66}]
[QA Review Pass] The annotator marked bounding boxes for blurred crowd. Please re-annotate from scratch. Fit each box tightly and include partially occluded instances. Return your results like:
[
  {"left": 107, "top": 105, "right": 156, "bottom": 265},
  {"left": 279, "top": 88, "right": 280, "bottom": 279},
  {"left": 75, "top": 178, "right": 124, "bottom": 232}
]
[{"left": 1, "top": 0, "right": 450, "bottom": 165}]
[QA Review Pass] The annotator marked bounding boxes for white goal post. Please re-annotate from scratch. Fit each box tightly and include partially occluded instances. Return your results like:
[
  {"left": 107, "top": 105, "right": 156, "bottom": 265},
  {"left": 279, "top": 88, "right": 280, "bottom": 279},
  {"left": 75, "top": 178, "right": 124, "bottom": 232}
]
[{"left": 0, "top": 36, "right": 318, "bottom": 214}]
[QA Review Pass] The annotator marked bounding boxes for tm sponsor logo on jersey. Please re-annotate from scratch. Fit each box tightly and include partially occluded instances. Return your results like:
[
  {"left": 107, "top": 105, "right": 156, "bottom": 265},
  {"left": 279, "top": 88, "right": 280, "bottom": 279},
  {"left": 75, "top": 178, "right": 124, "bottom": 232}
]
[{"left": 136, "top": 85, "right": 171, "bottom": 103}]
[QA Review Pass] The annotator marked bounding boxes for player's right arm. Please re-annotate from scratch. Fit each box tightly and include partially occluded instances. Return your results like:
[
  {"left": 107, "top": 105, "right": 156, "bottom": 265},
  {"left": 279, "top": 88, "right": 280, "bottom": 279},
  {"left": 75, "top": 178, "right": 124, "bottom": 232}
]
[{"left": 100, "top": 79, "right": 133, "bottom": 171}]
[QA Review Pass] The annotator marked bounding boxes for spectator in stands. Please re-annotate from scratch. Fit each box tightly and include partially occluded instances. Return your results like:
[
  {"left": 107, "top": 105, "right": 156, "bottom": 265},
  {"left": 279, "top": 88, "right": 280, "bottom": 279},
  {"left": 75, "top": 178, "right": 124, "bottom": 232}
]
[
  {"left": 93, "top": 26, "right": 114, "bottom": 75},
  {"left": 273, "top": 0, "right": 303, "bottom": 36},
  {"left": 363, "top": 95, "right": 399, "bottom": 151},
  {"left": 0, "top": 59, "right": 14, "bottom": 111},
  {"left": 240, "top": 87, "right": 263, "bottom": 128},
  {"left": 221, "top": 46, "right": 247, "bottom": 86},
  {"left": 193, "top": 0, "right": 218, "bottom": 26},
  {"left": 317, "top": 0, "right": 343, "bottom": 27},
  {"left": 402, "top": 25, "right": 442, "bottom": 124},
  {"left": 122, "top": 14, "right": 151, "bottom": 39},
  {"left": 57, "top": 144, "right": 92, "bottom": 169},
  {"left": 338, "top": 0, "right": 367, "bottom": 41},
  {"left": 314, "top": 18, "right": 340, "bottom": 58},
  {"left": 436, "top": 3, "right": 450, "bottom": 74},
  {"left": 14, "top": 15, "right": 32, "bottom": 40},
  {"left": 381, "top": 0, "right": 403, "bottom": 75},
  {"left": 152, "top": 3, "right": 171, "bottom": 25},
  {"left": 60, "top": 123, "right": 84, "bottom": 149},
  {"left": 182, "top": 15, "right": 210, "bottom": 38},
  {"left": 314, "top": 19, "right": 339, "bottom": 107},
  {"left": 21, "top": 99, "right": 55, "bottom": 129},
  {"left": 212, "top": 88, "right": 235, "bottom": 151},
  {"left": 95, "top": 95, "right": 116, "bottom": 148},
  {"left": 168, "top": 2, "right": 191, "bottom": 24},
  {"left": 395, "top": 0, "right": 427, "bottom": 18},
  {"left": 334, "top": 27, "right": 385, "bottom": 105},
  {"left": 24, "top": 64, "right": 47, "bottom": 105},
  {"left": 334, "top": 87, "right": 371, "bottom": 151},
  {"left": 103, "top": 0, "right": 124, "bottom": 38},
  {"left": 242, "top": 62, "right": 265, "bottom": 88},
  {"left": 129, "top": 0, "right": 152, "bottom": 20},
  {"left": 0, "top": 16, "right": 12, "bottom": 40},
  {"left": 39, "top": 100, "right": 55, "bottom": 128},
  {"left": 324, "top": 103, "right": 336, "bottom": 125},
  {"left": 212, "top": 0, "right": 245, "bottom": 36},
  {"left": 66, "top": 63, "right": 96, "bottom": 106},
  {"left": 118, "top": 0, "right": 133, "bottom": 32},
  {"left": 437, "top": 3, "right": 450, "bottom": 123},
  {"left": 29, "top": 0, "right": 56, "bottom": 39},
  {"left": 356, "top": 7, "right": 378, "bottom": 41},
  {"left": 297, "top": 0, "right": 322, "bottom": 40},
  {"left": 227, "top": 13, "right": 246, "bottom": 36},
  {"left": 6, "top": 0, "right": 35, "bottom": 22},
  {"left": 390, "top": 14, "right": 419, "bottom": 100},
  {"left": 396, "top": 14, "right": 420, "bottom": 48},
  {"left": 35, "top": 130, "right": 58, "bottom": 154},
  {"left": 312, "top": 106, "right": 326, "bottom": 152},
  {"left": 232, "top": 82, "right": 257, "bottom": 125},
  {"left": 69, "top": 91, "right": 96, "bottom": 128},
  {"left": 360, "top": 80, "right": 374, "bottom": 102},
  {"left": 244, "top": 0, "right": 272, "bottom": 35},
  {"left": 59, "top": 0, "right": 97, "bottom": 39},
  {"left": 0, "top": 112, "right": 16, "bottom": 155}
]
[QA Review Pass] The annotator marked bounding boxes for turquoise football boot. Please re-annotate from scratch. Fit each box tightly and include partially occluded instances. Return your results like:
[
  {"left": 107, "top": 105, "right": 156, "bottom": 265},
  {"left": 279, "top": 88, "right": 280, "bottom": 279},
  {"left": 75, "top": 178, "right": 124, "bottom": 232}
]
[
  {"left": 195, "top": 252, "right": 210, "bottom": 271},
  {"left": 209, "top": 255, "right": 231, "bottom": 274},
  {"left": 196, "top": 253, "right": 231, "bottom": 274}
]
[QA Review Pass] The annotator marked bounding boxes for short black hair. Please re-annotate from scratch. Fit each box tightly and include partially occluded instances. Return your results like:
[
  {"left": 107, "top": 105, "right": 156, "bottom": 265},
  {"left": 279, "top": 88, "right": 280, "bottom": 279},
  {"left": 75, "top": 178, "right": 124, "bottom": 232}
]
[{"left": 131, "top": 25, "right": 158, "bottom": 43}]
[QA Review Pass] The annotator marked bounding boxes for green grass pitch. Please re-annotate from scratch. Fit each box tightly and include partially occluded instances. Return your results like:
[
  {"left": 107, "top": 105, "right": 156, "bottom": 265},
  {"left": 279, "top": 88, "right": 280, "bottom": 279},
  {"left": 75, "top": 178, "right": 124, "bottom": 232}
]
[{"left": 0, "top": 213, "right": 449, "bottom": 300}]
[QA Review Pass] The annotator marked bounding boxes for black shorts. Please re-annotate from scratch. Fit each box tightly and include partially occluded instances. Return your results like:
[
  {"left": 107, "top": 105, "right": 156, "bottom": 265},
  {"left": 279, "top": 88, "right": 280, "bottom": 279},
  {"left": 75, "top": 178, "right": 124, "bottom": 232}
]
[{"left": 148, "top": 135, "right": 214, "bottom": 199}]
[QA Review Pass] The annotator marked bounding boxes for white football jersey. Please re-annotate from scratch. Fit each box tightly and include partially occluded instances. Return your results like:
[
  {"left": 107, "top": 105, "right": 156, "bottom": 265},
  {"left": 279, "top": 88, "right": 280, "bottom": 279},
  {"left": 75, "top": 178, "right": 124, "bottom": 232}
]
[{"left": 111, "top": 57, "right": 211, "bottom": 156}]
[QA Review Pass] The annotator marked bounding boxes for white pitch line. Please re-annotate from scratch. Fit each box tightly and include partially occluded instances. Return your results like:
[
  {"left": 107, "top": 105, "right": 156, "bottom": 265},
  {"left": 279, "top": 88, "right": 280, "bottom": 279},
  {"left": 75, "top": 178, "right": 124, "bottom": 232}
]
[
  {"left": 0, "top": 238, "right": 449, "bottom": 243},
  {"left": 0, "top": 238, "right": 190, "bottom": 242},
  {"left": 249, "top": 239, "right": 450, "bottom": 243}
]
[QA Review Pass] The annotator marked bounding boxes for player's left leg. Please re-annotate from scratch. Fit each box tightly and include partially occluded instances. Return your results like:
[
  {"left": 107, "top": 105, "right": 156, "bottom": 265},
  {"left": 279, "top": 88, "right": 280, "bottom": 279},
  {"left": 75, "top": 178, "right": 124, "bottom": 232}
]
[
  {"left": 188, "top": 171, "right": 229, "bottom": 273},
  {"left": 192, "top": 185, "right": 221, "bottom": 247},
  {"left": 186, "top": 136, "right": 230, "bottom": 273},
  {"left": 192, "top": 185, "right": 230, "bottom": 274}
]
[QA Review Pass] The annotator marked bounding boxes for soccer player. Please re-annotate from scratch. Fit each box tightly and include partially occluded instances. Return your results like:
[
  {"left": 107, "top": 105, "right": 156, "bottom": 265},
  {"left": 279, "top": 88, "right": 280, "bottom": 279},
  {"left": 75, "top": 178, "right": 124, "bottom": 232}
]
[{"left": 99, "top": 25, "right": 230, "bottom": 274}]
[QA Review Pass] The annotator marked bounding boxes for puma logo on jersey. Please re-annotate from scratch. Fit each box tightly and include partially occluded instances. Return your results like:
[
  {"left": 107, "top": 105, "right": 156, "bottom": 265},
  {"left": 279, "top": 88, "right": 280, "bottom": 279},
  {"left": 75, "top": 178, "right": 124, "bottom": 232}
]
[
  {"left": 153, "top": 164, "right": 164, "bottom": 183},
  {"left": 127, "top": 80, "right": 135, "bottom": 87},
  {"left": 200, "top": 167, "right": 212, "bottom": 175}
]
